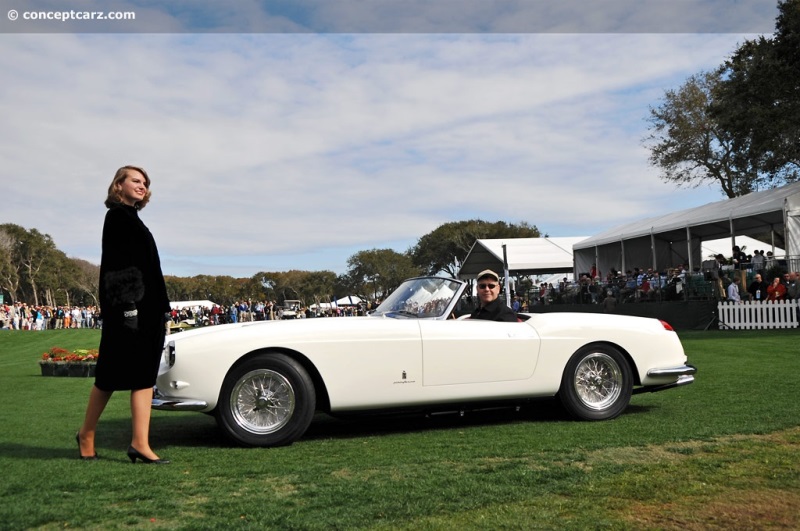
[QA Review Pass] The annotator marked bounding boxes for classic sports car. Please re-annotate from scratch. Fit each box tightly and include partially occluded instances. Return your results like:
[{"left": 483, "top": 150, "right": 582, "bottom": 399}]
[{"left": 153, "top": 277, "right": 696, "bottom": 447}]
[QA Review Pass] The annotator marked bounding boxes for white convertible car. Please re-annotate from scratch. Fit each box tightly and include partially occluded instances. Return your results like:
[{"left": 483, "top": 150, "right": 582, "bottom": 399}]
[{"left": 153, "top": 277, "right": 696, "bottom": 447}]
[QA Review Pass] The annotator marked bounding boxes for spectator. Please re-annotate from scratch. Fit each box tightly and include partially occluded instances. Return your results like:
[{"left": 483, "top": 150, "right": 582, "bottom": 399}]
[
  {"left": 589, "top": 263, "right": 599, "bottom": 280},
  {"left": 751, "top": 250, "right": 766, "bottom": 273},
  {"left": 787, "top": 272, "right": 800, "bottom": 301},
  {"left": 732, "top": 246, "right": 747, "bottom": 268},
  {"left": 727, "top": 277, "right": 742, "bottom": 303},
  {"left": 767, "top": 276, "right": 786, "bottom": 301},
  {"left": 637, "top": 275, "right": 651, "bottom": 301},
  {"left": 780, "top": 272, "right": 791, "bottom": 292},
  {"left": 747, "top": 274, "right": 768, "bottom": 301},
  {"left": 602, "top": 290, "right": 617, "bottom": 313}
]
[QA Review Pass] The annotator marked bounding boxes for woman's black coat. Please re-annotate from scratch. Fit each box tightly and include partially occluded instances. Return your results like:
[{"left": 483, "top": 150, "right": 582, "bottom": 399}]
[{"left": 96, "top": 203, "right": 170, "bottom": 391}]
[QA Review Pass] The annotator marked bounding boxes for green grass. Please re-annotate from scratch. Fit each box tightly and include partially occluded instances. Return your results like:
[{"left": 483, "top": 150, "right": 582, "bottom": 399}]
[{"left": 1, "top": 328, "right": 799, "bottom": 530}]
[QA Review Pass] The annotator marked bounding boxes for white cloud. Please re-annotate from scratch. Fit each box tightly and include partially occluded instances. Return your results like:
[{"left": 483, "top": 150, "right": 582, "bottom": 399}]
[{"left": 1, "top": 32, "right": 761, "bottom": 276}]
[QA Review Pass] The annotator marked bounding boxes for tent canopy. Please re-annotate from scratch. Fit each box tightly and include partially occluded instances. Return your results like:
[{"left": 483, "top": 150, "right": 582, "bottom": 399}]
[
  {"left": 701, "top": 236, "right": 783, "bottom": 259},
  {"left": 335, "top": 295, "right": 363, "bottom": 306},
  {"left": 170, "top": 300, "right": 217, "bottom": 310},
  {"left": 459, "top": 237, "right": 588, "bottom": 277},
  {"left": 573, "top": 181, "right": 800, "bottom": 275}
]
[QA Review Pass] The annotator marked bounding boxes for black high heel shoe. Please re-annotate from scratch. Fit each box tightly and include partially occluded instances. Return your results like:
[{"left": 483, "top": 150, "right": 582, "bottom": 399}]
[
  {"left": 75, "top": 432, "right": 99, "bottom": 461},
  {"left": 127, "top": 446, "right": 170, "bottom": 465}
]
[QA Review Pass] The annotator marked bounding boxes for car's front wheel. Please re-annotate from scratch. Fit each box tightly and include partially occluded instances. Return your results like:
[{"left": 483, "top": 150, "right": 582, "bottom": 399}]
[
  {"left": 216, "top": 353, "right": 316, "bottom": 447},
  {"left": 558, "top": 345, "right": 632, "bottom": 421}
]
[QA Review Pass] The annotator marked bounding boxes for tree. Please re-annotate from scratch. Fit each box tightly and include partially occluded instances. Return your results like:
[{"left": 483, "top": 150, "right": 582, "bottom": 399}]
[
  {"left": 19, "top": 230, "right": 48, "bottom": 305},
  {"left": 645, "top": 71, "right": 760, "bottom": 198},
  {"left": 409, "top": 220, "right": 541, "bottom": 276},
  {"left": 299, "top": 271, "right": 338, "bottom": 308},
  {"left": 0, "top": 226, "right": 22, "bottom": 303},
  {"left": 345, "top": 249, "right": 421, "bottom": 301},
  {"left": 0, "top": 224, "right": 63, "bottom": 305},
  {"left": 251, "top": 270, "right": 339, "bottom": 307},
  {"left": 713, "top": 0, "right": 800, "bottom": 184},
  {"left": 69, "top": 258, "right": 100, "bottom": 307},
  {"left": 37, "top": 250, "right": 80, "bottom": 307},
  {"left": 646, "top": 0, "right": 800, "bottom": 198}
]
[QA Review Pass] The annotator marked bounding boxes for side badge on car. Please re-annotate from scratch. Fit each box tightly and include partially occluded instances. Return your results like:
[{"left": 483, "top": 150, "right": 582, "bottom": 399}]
[{"left": 394, "top": 370, "right": 415, "bottom": 385}]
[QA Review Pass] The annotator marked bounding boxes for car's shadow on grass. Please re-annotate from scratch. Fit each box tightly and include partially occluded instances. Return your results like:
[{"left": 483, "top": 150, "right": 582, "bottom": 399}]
[
  {"left": 144, "top": 400, "right": 657, "bottom": 448},
  {"left": 145, "top": 400, "right": 574, "bottom": 449},
  {"left": 0, "top": 403, "right": 657, "bottom": 459},
  {"left": 302, "top": 402, "right": 656, "bottom": 443},
  {"left": 302, "top": 401, "right": 566, "bottom": 442}
]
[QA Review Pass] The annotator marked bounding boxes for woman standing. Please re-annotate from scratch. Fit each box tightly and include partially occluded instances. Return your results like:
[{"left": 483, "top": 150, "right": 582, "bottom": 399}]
[{"left": 76, "top": 166, "right": 171, "bottom": 464}]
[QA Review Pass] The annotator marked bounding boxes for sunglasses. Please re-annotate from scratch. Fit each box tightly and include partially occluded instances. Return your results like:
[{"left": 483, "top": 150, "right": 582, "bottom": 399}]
[{"left": 478, "top": 283, "right": 497, "bottom": 290}]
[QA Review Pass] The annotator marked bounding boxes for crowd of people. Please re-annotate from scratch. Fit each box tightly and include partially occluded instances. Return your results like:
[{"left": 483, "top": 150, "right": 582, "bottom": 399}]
[
  {"left": 5, "top": 251, "right": 798, "bottom": 332},
  {"left": 527, "top": 254, "right": 800, "bottom": 309},
  {"left": 7, "top": 272, "right": 797, "bottom": 332},
  {"left": 737, "top": 271, "right": 800, "bottom": 303},
  {"left": 0, "top": 302, "right": 101, "bottom": 330},
  {"left": 527, "top": 265, "right": 691, "bottom": 307},
  {"left": 172, "top": 299, "right": 377, "bottom": 327},
  {"left": 0, "top": 298, "right": 382, "bottom": 331}
]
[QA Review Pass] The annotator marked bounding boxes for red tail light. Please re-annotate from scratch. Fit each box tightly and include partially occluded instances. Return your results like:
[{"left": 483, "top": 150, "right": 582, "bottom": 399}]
[{"left": 660, "top": 320, "right": 675, "bottom": 332}]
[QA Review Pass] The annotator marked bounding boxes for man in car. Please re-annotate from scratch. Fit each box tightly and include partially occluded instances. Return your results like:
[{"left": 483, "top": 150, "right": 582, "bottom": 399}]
[{"left": 469, "top": 269, "right": 519, "bottom": 322}]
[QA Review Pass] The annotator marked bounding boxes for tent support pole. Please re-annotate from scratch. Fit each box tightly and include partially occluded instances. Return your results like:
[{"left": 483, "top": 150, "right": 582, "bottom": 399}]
[
  {"left": 595, "top": 245, "right": 599, "bottom": 278},
  {"left": 502, "top": 244, "right": 511, "bottom": 307},
  {"left": 771, "top": 224, "right": 776, "bottom": 254},
  {"left": 650, "top": 229, "right": 657, "bottom": 271}
]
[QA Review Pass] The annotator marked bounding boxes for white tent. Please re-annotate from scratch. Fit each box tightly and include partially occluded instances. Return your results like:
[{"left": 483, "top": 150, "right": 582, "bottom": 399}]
[
  {"left": 701, "top": 236, "right": 783, "bottom": 260},
  {"left": 170, "top": 300, "right": 217, "bottom": 310},
  {"left": 574, "top": 181, "right": 800, "bottom": 275},
  {"left": 335, "top": 295, "right": 363, "bottom": 306},
  {"left": 459, "top": 237, "right": 589, "bottom": 277}
]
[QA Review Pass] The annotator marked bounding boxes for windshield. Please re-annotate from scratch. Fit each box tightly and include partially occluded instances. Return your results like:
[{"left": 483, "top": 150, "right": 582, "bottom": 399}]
[{"left": 372, "top": 277, "right": 465, "bottom": 319}]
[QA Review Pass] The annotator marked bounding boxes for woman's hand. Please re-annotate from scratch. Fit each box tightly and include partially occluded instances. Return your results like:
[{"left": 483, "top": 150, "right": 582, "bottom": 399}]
[{"left": 123, "top": 306, "right": 138, "bottom": 330}]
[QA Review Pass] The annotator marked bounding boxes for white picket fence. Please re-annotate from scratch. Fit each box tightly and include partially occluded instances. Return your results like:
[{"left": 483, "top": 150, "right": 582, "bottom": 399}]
[{"left": 717, "top": 300, "right": 800, "bottom": 330}]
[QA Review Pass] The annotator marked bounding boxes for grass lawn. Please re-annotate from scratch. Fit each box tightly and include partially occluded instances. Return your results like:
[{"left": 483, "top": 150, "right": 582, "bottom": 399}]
[{"left": 1, "top": 328, "right": 799, "bottom": 530}]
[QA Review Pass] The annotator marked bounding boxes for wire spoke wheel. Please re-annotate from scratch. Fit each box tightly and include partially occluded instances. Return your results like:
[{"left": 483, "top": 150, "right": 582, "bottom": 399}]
[
  {"left": 559, "top": 346, "right": 632, "bottom": 421},
  {"left": 217, "top": 353, "right": 316, "bottom": 446},
  {"left": 230, "top": 369, "right": 296, "bottom": 434},
  {"left": 573, "top": 353, "right": 623, "bottom": 411}
]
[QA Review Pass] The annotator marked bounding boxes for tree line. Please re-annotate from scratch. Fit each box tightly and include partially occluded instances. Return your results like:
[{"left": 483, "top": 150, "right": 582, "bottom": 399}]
[{"left": 0, "top": 220, "right": 540, "bottom": 308}]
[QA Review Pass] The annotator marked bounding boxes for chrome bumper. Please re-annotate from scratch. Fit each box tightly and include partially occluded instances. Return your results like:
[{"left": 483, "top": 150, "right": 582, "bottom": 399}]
[
  {"left": 632, "top": 364, "right": 697, "bottom": 395},
  {"left": 647, "top": 364, "right": 697, "bottom": 378},
  {"left": 152, "top": 389, "right": 208, "bottom": 411}
]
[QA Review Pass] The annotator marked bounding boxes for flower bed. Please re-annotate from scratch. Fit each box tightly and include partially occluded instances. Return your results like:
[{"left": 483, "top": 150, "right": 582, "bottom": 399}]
[{"left": 39, "top": 347, "right": 98, "bottom": 377}]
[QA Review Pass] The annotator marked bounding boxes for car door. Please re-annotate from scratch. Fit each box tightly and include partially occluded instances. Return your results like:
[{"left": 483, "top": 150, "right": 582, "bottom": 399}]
[{"left": 417, "top": 319, "right": 540, "bottom": 386}]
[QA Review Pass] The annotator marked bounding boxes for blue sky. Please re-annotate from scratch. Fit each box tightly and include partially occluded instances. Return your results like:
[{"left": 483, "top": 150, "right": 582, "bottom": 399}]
[{"left": 0, "top": 1, "right": 780, "bottom": 277}]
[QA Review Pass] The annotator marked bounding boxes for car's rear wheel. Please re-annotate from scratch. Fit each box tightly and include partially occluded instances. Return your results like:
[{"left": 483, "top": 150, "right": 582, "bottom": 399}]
[
  {"left": 216, "top": 353, "right": 316, "bottom": 447},
  {"left": 558, "top": 345, "right": 632, "bottom": 420}
]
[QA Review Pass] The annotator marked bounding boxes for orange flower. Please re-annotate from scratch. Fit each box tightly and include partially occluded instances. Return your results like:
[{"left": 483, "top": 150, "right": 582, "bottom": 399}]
[{"left": 40, "top": 347, "right": 99, "bottom": 363}]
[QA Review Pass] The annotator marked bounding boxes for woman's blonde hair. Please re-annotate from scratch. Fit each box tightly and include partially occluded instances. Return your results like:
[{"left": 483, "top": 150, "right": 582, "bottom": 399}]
[{"left": 104, "top": 165, "right": 152, "bottom": 209}]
